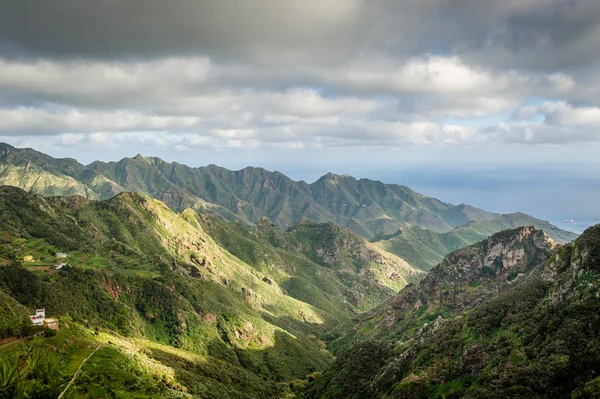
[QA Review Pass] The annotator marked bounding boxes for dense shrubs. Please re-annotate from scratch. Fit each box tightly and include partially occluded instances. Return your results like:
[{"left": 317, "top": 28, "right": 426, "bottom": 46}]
[{"left": 306, "top": 227, "right": 600, "bottom": 399}]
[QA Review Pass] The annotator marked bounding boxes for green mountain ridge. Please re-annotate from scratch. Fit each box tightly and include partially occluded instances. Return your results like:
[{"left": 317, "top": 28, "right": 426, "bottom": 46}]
[
  {"left": 0, "top": 143, "right": 501, "bottom": 237},
  {"left": 0, "top": 143, "right": 577, "bottom": 273},
  {"left": 0, "top": 186, "right": 421, "bottom": 398},
  {"left": 198, "top": 215, "right": 424, "bottom": 311},
  {"left": 306, "top": 225, "right": 600, "bottom": 398}
]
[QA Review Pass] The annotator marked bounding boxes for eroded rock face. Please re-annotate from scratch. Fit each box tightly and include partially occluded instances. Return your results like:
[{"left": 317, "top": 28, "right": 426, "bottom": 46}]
[
  {"left": 356, "top": 227, "right": 557, "bottom": 338},
  {"left": 256, "top": 216, "right": 276, "bottom": 235},
  {"left": 425, "top": 226, "right": 556, "bottom": 288},
  {"left": 412, "top": 226, "right": 556, "bottom": 304}
]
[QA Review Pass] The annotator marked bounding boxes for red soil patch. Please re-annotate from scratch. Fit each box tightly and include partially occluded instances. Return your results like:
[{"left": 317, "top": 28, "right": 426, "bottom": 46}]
[
  {"left": 0, "top": 336, "right": 19, "bottom": 346},
  {"left": 102, "top": 281, "right": 121, "bottom": 301}
]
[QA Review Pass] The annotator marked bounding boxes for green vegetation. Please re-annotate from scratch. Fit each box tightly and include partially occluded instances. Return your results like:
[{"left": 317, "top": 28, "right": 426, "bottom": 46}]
[
  {"left": 0, "top": 186, "right": 424, "bottom": 397},
  {"left": 304, "top": 225, "right": 600, "bottom": 399},
  {"left": 0, "top": 324, "right": 289, "bottom": 399},
  {"left": 198, "top": 215, "right": 423, "bottom": 313},
  {"left": 0, "top": 143, "right": 591, "bottom": 398},
  {"left": 0, "top": 289, "right": 37, "bottom": 339}
]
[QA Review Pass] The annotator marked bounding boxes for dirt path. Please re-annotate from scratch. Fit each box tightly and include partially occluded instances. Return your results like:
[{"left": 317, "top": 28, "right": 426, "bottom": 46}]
[
  {"left": 57, "top": 344, "right": 103, "bottom": 399},
  {"left": 0, "top": 332, "right": 43, "bottom": 350}
]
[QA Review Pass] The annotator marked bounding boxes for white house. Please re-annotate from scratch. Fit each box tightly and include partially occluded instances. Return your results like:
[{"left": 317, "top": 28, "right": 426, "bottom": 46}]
[
  {"left": 55, "top": 253, "right": 68, "bottom": 258},
  {"left": 29, "top": 309, "right": 45, "bottom": 326}
]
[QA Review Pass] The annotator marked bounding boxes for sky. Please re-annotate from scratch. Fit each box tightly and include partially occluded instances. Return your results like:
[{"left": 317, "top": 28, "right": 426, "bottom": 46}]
[{"left": 1, "top": 0, "right": 599, "bottom": 232}]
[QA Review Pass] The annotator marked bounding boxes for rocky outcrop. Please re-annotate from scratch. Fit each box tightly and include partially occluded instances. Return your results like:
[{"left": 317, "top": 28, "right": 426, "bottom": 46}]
[
  {"left": 331, "top": 227, "right": 558, "bottom": 346},
  {"left": 308, "top": 226, "right": 599, "bottom": 399},
  {"left": 389, "top": 226, "right": 556, "bottom": 314}
]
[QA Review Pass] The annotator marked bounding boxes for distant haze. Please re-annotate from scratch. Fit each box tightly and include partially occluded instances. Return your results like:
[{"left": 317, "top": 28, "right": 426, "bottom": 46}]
[
  {"left": 378, "top": 167, "right": 600, "bottom": 235},
  {"left": 288, "top": 164, "right": 599, "bottom": 235}
]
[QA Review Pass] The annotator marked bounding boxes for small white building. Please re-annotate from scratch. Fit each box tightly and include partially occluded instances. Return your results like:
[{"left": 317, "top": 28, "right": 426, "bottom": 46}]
[
  {"left": 29, "top": 309, "right": 45, "bottom": 326},
  {"left": 54, "top": 263, "right": 67, "bottom": 270},
  {"left": 55, "top": 253, "right": 68, "bottom": 258}
]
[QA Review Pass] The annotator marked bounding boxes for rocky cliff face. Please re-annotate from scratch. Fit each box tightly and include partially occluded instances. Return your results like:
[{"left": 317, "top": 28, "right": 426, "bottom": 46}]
[
  {"left": 335, "top": 227, "right": 556, "bottom": 342},
  {"left": 307, "top": 226, "right": 600, "bottom": 399}
]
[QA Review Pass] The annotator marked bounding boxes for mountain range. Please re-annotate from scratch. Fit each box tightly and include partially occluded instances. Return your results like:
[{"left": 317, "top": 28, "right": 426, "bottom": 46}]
[
  {"left": 0, "top": 183, "right": 597, "bottom": 398},
  {"left": 0, "top": 143, "right": 578, "bottom": 273},
  {"left": 0, "top": 142, "right": 597, "bottom": 398}
]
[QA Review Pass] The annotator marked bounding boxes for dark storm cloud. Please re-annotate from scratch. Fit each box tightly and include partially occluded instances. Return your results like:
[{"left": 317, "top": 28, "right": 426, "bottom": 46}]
[
  {"left": 2, "top": 0, "right": 600, "bottom": 71},
  {"left": 0, "top": 0, "right": 366, "bottom": 63},
  {"left": 448, "top": 0, "right": 600, "bottom": 71}
]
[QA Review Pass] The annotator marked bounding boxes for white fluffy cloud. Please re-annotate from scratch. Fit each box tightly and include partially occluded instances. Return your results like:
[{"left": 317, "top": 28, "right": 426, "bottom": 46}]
[
  {"left": 540, "top": 102, "right": 600, "bottom": 126},
  {"left": 0, "top": 54, "right": 591, "bottom": 148},
  {"left": 0, "top": 0, "right": 599, "bottom": 151}
]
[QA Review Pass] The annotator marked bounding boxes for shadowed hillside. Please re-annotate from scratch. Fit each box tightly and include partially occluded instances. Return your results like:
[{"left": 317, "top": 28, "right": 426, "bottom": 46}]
[{"left": 305, "top": 225, "right": 600, "bottom": 399}]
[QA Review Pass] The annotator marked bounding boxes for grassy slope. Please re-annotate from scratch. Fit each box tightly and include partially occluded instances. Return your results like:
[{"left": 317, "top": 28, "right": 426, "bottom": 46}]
[
  {"left": 0, "top": 288, "right": 32, "bottom": 339},
  {"left": 0, "top": 187, "right": 350, "bottom": 396},
  {"left": 0, "top": 321, "right": 306, "bottom": 398}
]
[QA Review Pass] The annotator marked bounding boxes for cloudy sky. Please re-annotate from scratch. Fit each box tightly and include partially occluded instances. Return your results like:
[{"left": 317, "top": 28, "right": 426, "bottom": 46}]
[{"left": 1, "top": 0, "right": 599, "bottom": 230}]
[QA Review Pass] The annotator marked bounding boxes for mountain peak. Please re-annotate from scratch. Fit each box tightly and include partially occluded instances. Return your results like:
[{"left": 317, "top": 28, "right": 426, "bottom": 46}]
[
  {"left": 112, "top": 191, "right": 150, "bottom": 205},
  {"left": 256, "top": 216, "right": 277, "bottom": 234},
  {"left": 321, "top": 172, "right": 354, "bottom": 180},
  {"left": 426, "top": 226, "right": 555, "bottom": 289},
  {"left": 0, "top": 143, "right": 14, "bottom": 157}
]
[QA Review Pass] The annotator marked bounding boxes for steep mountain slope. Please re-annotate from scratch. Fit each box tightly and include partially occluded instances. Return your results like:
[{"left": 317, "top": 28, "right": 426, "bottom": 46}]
[
  {"left": 0, "top": 186, "right": 334, "bottom": 383},
  {"left": 0, "top": 143, "right": 505, "bottom": 239},
  {"left": 197, "top": 215, "right": 424, "bottom": 312},
  {"left": 375, "top": 213, "right": 577, "bottom": 271},
  {"left": 327, "top": 226, "right": 557, "bottom": 351},
  {"left": 0, "top": 186, "right": 423, "bottom": 397},
  {"left": 0, "top": 288, "right": 32, "bottom": 339},
  {"left": 305, "top": 225, "right": 600, "bottom": 399}
]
